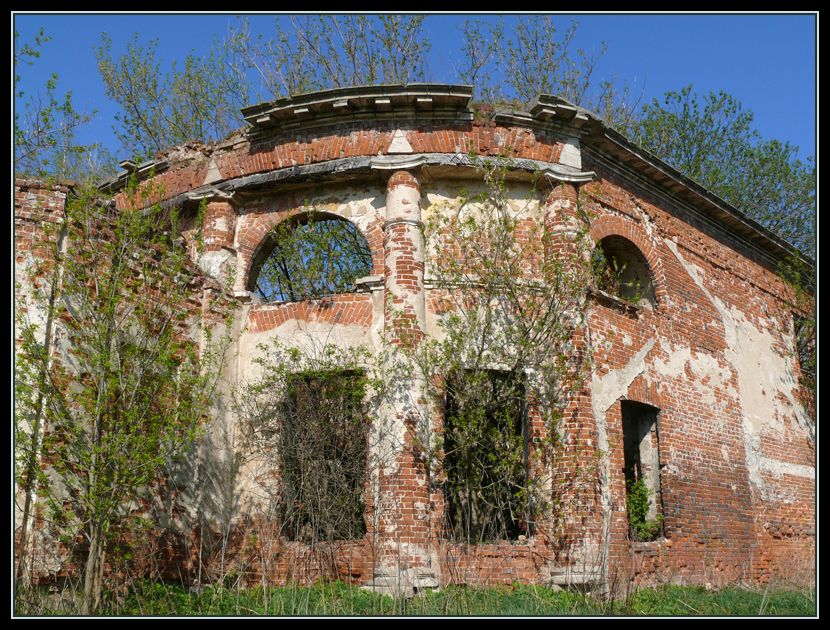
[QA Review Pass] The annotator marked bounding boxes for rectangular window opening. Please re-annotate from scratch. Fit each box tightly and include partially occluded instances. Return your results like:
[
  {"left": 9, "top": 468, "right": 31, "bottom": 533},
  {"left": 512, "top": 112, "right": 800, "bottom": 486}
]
[
  {"left": 443, "top": 369, "right": 530, "bottom": 543},
  {"left": 279, "top": 369, "right": 368, "bottom": 542},
  {"left": 621, "top": 400, "right": 663, "bottom": 542}
]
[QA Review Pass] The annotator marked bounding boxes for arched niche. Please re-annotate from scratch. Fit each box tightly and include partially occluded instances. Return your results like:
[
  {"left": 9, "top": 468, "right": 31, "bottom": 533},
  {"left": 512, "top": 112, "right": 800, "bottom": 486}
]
[{"left": 592, "top": 235, "right": 657, "bottom": 308}]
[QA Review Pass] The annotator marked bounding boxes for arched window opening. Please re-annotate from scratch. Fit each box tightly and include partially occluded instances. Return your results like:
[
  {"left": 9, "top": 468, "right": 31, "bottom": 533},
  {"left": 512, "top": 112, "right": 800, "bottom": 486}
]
[
  {"left": 249, "top": 213, "right": 373, "bottom": 303},
  {"left": 591, "top": 236, "right": 656, "bottom": 308}
]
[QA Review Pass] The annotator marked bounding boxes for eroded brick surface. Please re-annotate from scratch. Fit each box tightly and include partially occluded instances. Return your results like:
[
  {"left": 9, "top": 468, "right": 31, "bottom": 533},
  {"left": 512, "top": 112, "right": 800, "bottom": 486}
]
[{"left": 15, "top": 93, "right": 814, "bottom": 592}]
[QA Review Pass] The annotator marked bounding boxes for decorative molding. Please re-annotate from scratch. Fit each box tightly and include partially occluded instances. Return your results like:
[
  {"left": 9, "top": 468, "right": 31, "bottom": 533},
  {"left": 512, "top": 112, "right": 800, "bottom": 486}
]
[
  {"left": 184, "top": 186, "right": 236, "bottom": 202},
  {"left": 541, "top": 165, "right": 596, "bottom": 184},
  {"left": 370, "top": 155, "right": 428, "bottom": 171}
]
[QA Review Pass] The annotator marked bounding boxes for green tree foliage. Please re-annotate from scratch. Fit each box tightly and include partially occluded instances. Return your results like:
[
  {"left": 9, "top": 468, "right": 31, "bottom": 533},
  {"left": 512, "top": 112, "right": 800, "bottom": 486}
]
[
  {"left": 95, "top": 16, "right": 430, "bottom": 160},
  {"left": 778, "top": 257, "right": 816, "bottom": 421},
  {"left": 95, "top": 33, "right": 249, "bottom": 160},
  {"left": 251, "top": 214, "right": 373, "bottom": 303},
  {"left": 628, "top": 85, "right": 816, "bottom": 256},
  {"left": 626, "top": 479, "right": 663, "bottom": 542},
  {"left": 15, "top": 184, "right": 228, "bottom": 613},
  {"left": 443, "top": 369, "right": 528, "bottom": 542},
  {"left": 14, "top": 28, "right": 101, "bottom": 180}
]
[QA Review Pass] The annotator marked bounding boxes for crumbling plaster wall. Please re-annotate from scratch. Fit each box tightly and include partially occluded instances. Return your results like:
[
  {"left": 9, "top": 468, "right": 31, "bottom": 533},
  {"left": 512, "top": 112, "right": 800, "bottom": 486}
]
[
  {"left": 112, "top": 118, "right": 814, "bottom": 587},
  {"left": 579, "top": 162, "right": 814, "bottom": 587},
  {"left": 17, "top": 102, "right": 813, "bottom": 589}
]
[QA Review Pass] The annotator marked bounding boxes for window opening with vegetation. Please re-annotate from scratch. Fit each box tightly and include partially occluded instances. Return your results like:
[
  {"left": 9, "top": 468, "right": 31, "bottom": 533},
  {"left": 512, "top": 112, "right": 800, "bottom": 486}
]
[
  {"left": 621, "top": 400, "right": 663, "bottom": 541},
  {"left": 442, "top": 369, "right": 530, "bottom": 543},
  {"left": 793, "top": 313, "right": 816, "bottom": 396},
  {"left": 591, "top": 235, "right": 656, "bottom": 307},
  {"left": 249, "top": 213, "right": 373, "bottom": 303},
  {"left": 278, "top": 370, "right": 369, "bottom": 542}
]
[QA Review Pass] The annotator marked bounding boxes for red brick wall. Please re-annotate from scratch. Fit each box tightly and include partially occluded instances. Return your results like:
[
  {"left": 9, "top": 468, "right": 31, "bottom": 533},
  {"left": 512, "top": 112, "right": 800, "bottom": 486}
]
[
  {"left": 23, "top": 110, "right": 813, "bottom": 590},
  {"left": 14, "top": 180, "right": 239, "bottom": 585},
  {"left": 579, "top": 160, "right": 814, "bottom": 589}
]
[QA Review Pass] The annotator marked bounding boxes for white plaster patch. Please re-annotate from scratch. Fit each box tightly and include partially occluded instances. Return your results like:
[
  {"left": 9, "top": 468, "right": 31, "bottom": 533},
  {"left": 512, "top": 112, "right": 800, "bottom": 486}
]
[
  {"left": 15, "top": 255, "right": 49, "bottom": 338},
  {"left": 759, "top": 458, "right": 815, "bottom": 479},
  {"left": 651, "top": 340, "right": 737, "bottom": 415},
  {"left": 592, "top": 339, "right": 655, "bottom": 418},
  {"left": 199, "top": 249, "right": 233, "bottom": 281},
  {"left": 203, "top": 159, "right": 223, "bottom": 185},
  {"left": 663, "top": 238, "right": 813, "bottom": 497},
  {"left": 559, "top": 136, "right": 582, "bottom": 169},
  {"left": 387, "top": 129, "right": 414, "bottom": 154}
]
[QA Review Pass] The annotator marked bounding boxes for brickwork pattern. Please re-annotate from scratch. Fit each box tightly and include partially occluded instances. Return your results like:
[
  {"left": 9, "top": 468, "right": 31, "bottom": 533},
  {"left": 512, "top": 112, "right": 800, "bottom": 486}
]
[{"left": 16, "top": 107, "right": 815, "bottom": 591}]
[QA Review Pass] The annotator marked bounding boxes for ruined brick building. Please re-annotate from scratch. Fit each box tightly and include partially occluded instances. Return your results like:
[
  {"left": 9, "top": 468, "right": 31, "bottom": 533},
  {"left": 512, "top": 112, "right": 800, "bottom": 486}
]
[{"left": 14, "top": 84, "right": 815, "bottom": 594}]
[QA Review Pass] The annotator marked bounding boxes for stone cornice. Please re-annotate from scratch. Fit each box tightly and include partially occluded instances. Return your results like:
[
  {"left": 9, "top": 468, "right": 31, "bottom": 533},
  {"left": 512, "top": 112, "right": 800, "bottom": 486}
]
[
  {"left": 92, "top": 83, "right": 812, "bottom": 271},
  {"left": 242, "top": 83, "right": 475, "bottom": 137},
  {"left": 176, "top": 153, "right": 595, "bottom": 202}
]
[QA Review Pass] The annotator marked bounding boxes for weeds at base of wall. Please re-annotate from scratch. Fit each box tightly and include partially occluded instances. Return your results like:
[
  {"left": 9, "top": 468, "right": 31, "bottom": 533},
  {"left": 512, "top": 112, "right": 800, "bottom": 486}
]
[{"left": 14, "top": 579, "right": 816, "bottom": 616}]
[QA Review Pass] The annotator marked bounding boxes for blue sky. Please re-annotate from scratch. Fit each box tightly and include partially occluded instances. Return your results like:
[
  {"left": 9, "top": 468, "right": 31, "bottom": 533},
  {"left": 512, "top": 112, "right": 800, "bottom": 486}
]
[{"left": 13, "top": 12, "right": 817, "bottom": 163}]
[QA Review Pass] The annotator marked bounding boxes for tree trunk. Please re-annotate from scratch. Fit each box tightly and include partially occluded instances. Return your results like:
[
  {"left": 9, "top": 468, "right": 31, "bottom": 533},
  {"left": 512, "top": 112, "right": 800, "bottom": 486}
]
[
  {"left": 16, "top": 220, "right": 66, "bottom": 591},
  {"left": 81, "top": 525, "right": 104, "bottom": 615},
  {"left": 81, "top": 527, "right": 97, "bottom": 614}
]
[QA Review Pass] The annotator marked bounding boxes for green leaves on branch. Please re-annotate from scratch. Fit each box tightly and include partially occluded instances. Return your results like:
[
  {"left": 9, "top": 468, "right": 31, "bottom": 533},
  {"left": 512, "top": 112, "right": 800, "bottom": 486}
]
[
  {"left": 15, "top": 184, "right": 228, "bottom": 612},
  {"left": 629, "top": 85, "right": 816, "bottom": 256},
  {"left": 96, "top": 33, "right": 248, "bottom": 160},
  {"left": 626, "top": 479, "right": 663, "bottom": 542},
  {"left": 14, "top": 29, "right": 100, "bottom": 180},
  {"left": 252, "top": 213, "right": 373, "bottom": 304}
]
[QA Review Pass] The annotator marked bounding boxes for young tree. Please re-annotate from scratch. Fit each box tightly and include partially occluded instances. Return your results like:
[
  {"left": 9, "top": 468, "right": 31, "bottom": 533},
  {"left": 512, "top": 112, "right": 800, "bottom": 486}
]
[
  {"left": 416, "top": 157, "right": 594, "bottom": 543},
  {"left": 96, "top": 15, "right": 431, "bottom": 160},
  {"left": 15, "top": 184, "right": 228, "bottom": 613},
  {"left": 95, "top": 33, "right": 249, "bottom": 161}
]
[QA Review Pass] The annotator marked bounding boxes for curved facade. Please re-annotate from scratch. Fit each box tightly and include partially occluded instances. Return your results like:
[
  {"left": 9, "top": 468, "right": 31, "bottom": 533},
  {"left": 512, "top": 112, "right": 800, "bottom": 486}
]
[{"left": 15, "top": 85, "right": 814, "bottom": 593}]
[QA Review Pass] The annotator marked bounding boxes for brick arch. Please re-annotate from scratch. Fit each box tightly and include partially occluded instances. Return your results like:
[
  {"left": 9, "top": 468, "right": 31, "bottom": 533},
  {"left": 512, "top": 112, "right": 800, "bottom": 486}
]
[
  {"left": 589, "top": 215, "right": 667, "bottom": 306},
  {"left": 237, "top": 206, "right": 383, "bottom": 296},
  {"left": 626, "top": 374, "right": 663, "bottom": 411}
]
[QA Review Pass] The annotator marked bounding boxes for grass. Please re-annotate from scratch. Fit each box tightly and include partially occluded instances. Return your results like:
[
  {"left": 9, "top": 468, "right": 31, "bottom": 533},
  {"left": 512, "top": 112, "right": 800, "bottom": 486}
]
[{"left": 15, "top": 580, "right": 815, "bottom": 617}]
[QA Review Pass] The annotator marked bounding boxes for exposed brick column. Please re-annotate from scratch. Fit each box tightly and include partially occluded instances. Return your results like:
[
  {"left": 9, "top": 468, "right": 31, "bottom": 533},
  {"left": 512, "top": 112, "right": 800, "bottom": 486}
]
[
  {"left": 543, "top": 181, "right": 580, "bottom": 258},
  {"left": 197, "top": 194, "right": 237, "bottom": 286},
  {"left": 384, "top": 170, "right": 426, "bottom": 344},
  {"left": 541, "top": 180, "right": 605, "bottom": 581},
  {"left": 203, "top": 199, "right": 236, "bottom": 252},
  {"left": 371, "top": 168, "right": 435, "bottom": 593}
]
